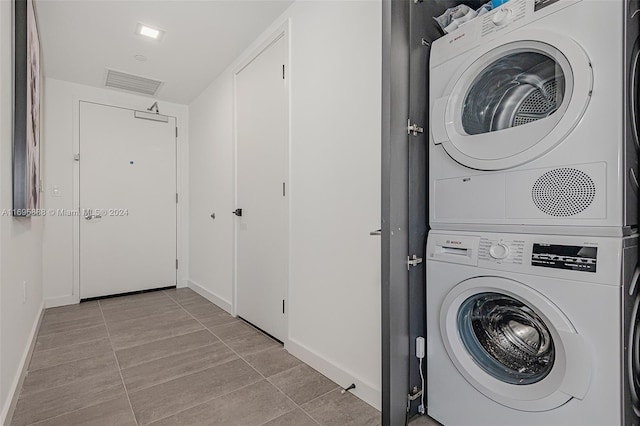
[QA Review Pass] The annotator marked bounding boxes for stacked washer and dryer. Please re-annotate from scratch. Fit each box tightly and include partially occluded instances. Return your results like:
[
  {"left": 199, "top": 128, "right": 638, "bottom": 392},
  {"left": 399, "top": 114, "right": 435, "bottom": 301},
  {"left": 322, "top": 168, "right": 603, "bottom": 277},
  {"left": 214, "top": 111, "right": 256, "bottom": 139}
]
[{"left": 426, "top": 0, "right": 640, "bottom": 425}]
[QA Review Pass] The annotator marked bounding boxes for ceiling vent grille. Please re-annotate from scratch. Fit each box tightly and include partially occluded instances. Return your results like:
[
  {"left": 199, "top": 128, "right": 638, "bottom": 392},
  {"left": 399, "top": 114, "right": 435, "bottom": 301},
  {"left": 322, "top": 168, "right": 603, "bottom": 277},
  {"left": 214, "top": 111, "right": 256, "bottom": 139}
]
[{"left": 104, "top": 69, "right": 163, "bottom": 96}]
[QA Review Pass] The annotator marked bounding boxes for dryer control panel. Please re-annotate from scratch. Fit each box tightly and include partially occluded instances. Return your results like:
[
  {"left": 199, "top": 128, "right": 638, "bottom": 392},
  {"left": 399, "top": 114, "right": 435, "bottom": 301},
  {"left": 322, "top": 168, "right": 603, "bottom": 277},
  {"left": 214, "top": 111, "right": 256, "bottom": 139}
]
[{"left": 430, "top": 0, "right": 583, "bottom": 68}]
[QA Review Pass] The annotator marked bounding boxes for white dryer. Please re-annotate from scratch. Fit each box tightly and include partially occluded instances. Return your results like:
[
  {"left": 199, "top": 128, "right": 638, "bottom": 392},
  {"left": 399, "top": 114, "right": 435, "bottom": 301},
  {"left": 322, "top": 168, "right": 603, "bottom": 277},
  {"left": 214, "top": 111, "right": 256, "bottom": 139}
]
[
  {"left": 429, "top": 0, "right": 639, "bottom": 236},
  {"left": 426, "top": 230, "right": 639, "bottom": 425}
]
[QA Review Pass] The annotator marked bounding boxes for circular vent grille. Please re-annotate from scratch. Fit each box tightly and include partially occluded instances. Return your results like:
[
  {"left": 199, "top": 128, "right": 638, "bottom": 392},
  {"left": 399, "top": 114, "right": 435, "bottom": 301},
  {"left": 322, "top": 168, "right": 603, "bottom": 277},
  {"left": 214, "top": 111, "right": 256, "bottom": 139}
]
[{"left": 532, "top": 168, "right": 596, "bottom": 217}]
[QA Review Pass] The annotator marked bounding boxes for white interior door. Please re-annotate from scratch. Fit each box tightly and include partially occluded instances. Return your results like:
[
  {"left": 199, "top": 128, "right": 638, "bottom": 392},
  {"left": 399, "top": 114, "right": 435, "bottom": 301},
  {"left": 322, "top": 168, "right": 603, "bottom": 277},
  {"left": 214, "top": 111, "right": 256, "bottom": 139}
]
[
  {"left": 236, "top": 35, "right": 288, "bottom": 341},
  {"left": 79, "top": 101, "right": 177, "bottom": 299}
]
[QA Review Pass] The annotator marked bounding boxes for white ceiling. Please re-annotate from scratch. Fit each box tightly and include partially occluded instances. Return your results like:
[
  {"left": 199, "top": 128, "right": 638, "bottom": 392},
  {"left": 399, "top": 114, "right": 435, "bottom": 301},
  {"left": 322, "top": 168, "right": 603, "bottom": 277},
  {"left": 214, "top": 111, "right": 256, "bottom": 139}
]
[{"left": 35, "top": 0, "right": 295, "bottom": 104}]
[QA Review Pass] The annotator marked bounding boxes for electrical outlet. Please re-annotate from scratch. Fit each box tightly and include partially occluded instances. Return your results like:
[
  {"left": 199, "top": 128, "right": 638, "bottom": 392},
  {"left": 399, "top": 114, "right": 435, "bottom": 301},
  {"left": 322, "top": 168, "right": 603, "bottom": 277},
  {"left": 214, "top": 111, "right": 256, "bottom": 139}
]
[{"left": 22, "top": 281, "right": 27, "bottom": 303}]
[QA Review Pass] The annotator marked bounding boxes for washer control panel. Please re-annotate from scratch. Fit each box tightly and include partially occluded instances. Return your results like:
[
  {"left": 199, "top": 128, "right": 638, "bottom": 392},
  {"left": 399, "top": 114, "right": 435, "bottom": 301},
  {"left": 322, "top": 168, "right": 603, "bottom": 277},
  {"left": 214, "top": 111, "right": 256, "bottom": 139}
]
[
  {"left": 531, "top": 243, "right": 597, "bottom": 273},
  {"left": 479, "top": 238, "right": 524, "bottom": 264},
  {"left": 481, "top": 0, "right": 527, "bottom": 37},
  {"left": 427, "top": 231, "right": 628, "bottom": 285}
]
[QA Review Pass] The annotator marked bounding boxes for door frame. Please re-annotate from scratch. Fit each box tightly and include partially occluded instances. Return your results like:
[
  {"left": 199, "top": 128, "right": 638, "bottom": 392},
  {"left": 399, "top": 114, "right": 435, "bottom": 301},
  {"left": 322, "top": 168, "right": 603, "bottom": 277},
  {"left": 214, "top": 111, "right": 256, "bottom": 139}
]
[
  {"left": 232, "top": 22, "right": 291, "bottom": 341},
  {"left": 72, "top": 97, "right": 185, "bottom": 303}
]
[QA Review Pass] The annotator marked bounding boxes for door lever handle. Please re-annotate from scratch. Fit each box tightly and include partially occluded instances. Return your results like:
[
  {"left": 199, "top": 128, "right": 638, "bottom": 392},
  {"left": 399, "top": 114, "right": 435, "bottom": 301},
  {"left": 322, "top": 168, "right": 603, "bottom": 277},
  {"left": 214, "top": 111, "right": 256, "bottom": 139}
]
[
  {"left": 233, "top": 208, "right": 243, "bottom": 217},
  {"left": 370, "top": 229, "right": 382, "bottom": 236},
  {"left": 84, "top": 213, "right": 102, "bottom": 220}
]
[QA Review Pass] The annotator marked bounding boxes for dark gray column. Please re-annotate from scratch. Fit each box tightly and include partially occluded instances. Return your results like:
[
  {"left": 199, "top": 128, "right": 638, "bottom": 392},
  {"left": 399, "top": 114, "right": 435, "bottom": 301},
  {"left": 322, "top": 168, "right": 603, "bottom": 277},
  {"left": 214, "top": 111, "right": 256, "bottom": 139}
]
[{"left": 381, "top": 0, "right": 410, "bottom": 424}]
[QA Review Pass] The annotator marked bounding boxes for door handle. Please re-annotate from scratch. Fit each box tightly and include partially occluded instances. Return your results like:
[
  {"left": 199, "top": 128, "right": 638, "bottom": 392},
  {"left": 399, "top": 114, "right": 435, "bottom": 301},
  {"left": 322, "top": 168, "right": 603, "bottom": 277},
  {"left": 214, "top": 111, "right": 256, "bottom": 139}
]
[
  {"left": 370, "top": 229, "right": 382, "bottom": 236},
  {"left": 233, "top": 208, "right": 243, "bottom": 217}
]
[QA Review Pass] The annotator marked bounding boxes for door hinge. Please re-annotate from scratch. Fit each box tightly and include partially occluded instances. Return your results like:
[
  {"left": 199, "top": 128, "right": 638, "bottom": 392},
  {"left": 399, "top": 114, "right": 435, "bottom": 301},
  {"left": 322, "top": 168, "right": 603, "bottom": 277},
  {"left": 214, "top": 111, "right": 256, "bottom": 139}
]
[
  {"left": 175, "top": 127, "right": 178, "bottom": 138},
  {"left": 407, "top": 119, "right": 424, "bottom": 136},
  {"left": 407, "top": 255, "right": 423, "bottom": 270},
  {"left": 283, "top": 182, "right": 286, "bottom": 197},
  {"left": 282, "top": 64, "right": 285, "bottom": 80},
  {"left": 176, "top": 193, "right": 179, "bottom": 203},
  {"left": 282, "top": 299, "right": 285, "bottom": 314},
  {"left": 176, "top": 259, "right": 179, "bottom": 270},
  {"left": 73, "top": 154, "right": 80, "bottom": 162},
  {"left": 407, "top": 388, "right": 423, "bottom": 412}
]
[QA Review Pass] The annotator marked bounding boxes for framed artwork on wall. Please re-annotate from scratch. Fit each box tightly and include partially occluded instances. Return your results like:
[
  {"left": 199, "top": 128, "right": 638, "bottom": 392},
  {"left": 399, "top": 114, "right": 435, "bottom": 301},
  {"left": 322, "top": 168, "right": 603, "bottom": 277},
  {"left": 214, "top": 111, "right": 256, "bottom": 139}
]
[{"left": 13, "top": 0, "right": 41, "bottom": 216}]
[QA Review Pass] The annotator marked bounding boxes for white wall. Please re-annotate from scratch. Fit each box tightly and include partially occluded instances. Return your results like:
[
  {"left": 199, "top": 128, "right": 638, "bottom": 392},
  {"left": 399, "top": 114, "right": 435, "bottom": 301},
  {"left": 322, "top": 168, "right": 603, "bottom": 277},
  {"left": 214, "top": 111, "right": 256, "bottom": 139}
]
[
  {"left": 41, "top": 79, "right": 189, "bottom": 307},
  {"left": 188, "top": 72, "right": 234, "bottom": 310},
  {"left": 189, "top": 0, "right": 382, "bottom": 408},
  {"left": 0, "top": 0, "right": 45, "bottom": 421}
]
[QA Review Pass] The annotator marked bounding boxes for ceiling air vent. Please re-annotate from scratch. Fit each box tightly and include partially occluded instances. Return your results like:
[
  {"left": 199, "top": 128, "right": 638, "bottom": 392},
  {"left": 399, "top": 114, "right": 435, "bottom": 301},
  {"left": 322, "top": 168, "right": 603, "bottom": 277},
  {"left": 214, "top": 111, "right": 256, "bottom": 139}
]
[{"left": 104, "top": 69, "right": 163, "bottom": 96}]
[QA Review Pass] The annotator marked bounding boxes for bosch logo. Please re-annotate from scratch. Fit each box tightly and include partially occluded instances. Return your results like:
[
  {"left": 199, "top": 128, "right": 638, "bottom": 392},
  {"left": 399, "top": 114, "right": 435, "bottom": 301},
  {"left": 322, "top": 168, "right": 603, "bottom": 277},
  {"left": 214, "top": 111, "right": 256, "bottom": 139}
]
[{"left": 448, "top": 33, "right": 466, "bottom": 44}]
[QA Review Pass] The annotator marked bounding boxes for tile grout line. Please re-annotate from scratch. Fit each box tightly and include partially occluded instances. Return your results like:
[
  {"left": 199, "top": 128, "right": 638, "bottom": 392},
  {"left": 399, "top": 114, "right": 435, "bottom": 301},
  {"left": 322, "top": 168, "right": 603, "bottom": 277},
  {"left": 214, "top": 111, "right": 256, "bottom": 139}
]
[
  {"left": 263, "top": 373, "right": 325, "bottom": 425},
  {"left": 254, "top": 408, "right": 297, "bottom": 426},
  {"left": 117, "top": 341, "right": 224, "bottom": 394},
  {"left": 16, "top": 353, "right": 119, "bottom": 401},
  {"left": 135, "top": 290, "right": 267, "bottom": 423},
  {"left": 22, "top": 337, "right": 110, "bottom": 374},
  {"left": 146, "top": 377, "right": 262, "bottom": 425},
  {"left": 25, "top": 303, "right": 137, "bottom": 425},
  {"left": 161, "top": 291, "right": 320, "bottom": 425},
  {"left": 164, "top": 290, "right": 324, "bottom": 426},
  {"left": 16, "top": 309, "right": 121, "bottom": 425},
  {"left": 97, "top": 299, "right": 139, "bottom": 426},
  {"left": 113, "top": 333, "right": 214, "bottom": 371},
  {"left": 26, "top": 393, "right": 124, "bottom": 426},
  {"left": 298, "top": 386, "right": 343, "bottom": 408}
]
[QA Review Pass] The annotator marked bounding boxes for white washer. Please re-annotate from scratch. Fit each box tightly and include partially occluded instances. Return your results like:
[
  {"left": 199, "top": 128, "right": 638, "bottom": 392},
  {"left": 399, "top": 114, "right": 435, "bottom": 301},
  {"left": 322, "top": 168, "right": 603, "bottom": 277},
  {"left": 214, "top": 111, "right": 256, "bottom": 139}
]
[
  {"left": 429, "top": 0, "right": 639, "bottom": 237},
  {"left": 426, "top": 230, "right": 639, "bottom": 425}
]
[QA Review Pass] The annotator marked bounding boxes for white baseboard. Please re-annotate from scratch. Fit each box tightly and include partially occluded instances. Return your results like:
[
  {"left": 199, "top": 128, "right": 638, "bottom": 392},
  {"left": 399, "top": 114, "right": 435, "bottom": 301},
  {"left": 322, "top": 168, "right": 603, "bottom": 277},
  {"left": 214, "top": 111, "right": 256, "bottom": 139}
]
[
  {"left": 187, "top": 280, "right": 233, "bottom": 314},
  {"left": 1, "top": 301, "right": 45, "bottom": 425},
  {"left": 285, "top": 338, "right": 381, "bottom": 411},
  {"left": 44, "top": 295, "right": 79, "bottom": 308}
]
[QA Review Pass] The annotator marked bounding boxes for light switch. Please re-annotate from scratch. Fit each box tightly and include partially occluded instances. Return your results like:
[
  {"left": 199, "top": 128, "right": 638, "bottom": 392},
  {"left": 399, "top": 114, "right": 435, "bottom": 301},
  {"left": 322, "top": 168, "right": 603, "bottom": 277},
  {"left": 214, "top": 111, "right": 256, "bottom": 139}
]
[{"left": 52, "top": 185, "right": 62, "bottom": 197}]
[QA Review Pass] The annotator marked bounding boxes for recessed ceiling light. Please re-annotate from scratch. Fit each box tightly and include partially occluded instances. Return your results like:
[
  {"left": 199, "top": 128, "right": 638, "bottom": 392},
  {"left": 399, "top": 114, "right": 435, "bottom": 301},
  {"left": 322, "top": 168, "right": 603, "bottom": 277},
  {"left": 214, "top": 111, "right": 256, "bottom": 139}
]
[{"left": 135, "top": 22, "right": 165, "bottom": 41}]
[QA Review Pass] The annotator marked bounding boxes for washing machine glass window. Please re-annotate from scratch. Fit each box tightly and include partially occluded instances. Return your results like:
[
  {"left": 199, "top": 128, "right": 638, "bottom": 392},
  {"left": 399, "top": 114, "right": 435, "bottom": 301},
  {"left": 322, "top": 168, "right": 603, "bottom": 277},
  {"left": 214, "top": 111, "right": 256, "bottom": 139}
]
[
  {"left": 462, "top": 51, "right": 566, "bottom": 135},
  {"left": 457, "top": 292, "right": 555, "bottom": 385},
  {"left": 629, "top": 279, "right": 640, "bottom": 416},
  {"left": 630, "top": 39, "right": 640, "bottom": 151}
]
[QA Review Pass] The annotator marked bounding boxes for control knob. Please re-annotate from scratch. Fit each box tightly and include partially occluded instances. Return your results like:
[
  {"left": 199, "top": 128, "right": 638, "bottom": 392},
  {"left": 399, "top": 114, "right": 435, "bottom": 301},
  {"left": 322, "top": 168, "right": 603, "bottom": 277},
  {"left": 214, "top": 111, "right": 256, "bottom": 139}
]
[
  {"left": 492, "top": 8, "right": 513, "bottom": 26},
  {"left": 489, "top": 243, "right": 510, "bottom": 260}
]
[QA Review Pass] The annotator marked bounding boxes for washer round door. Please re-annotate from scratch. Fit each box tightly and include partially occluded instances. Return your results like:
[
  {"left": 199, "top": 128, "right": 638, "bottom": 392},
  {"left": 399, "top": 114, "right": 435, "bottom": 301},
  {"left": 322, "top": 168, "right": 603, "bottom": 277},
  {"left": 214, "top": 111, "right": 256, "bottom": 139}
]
[
  {"left": 440, "top": 277, "right": 592, "bottom": 411},
  {"left": 431, "top": 30, "right": 593, "bottom": 171},
  {"left": 628, "top": 266, "right": 640, "bottom": 417}
]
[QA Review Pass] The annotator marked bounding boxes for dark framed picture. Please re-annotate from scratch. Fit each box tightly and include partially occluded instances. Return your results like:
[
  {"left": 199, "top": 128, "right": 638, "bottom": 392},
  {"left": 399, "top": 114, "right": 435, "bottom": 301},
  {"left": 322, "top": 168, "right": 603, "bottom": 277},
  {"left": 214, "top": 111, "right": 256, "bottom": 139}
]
[{"left": 13, "top": 0, "right": 41, "bottom": 216}]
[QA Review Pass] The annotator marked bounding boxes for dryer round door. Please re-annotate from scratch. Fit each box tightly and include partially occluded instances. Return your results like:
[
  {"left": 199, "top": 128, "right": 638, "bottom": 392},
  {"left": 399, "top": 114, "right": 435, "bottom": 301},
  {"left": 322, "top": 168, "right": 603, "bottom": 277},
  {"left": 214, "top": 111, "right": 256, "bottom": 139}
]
[
  {"left": 440, "top": 276, "right": 592, "bottom": 411},
  {"left": 431, "top": 30, "right": 593, "bottom": 171}
]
